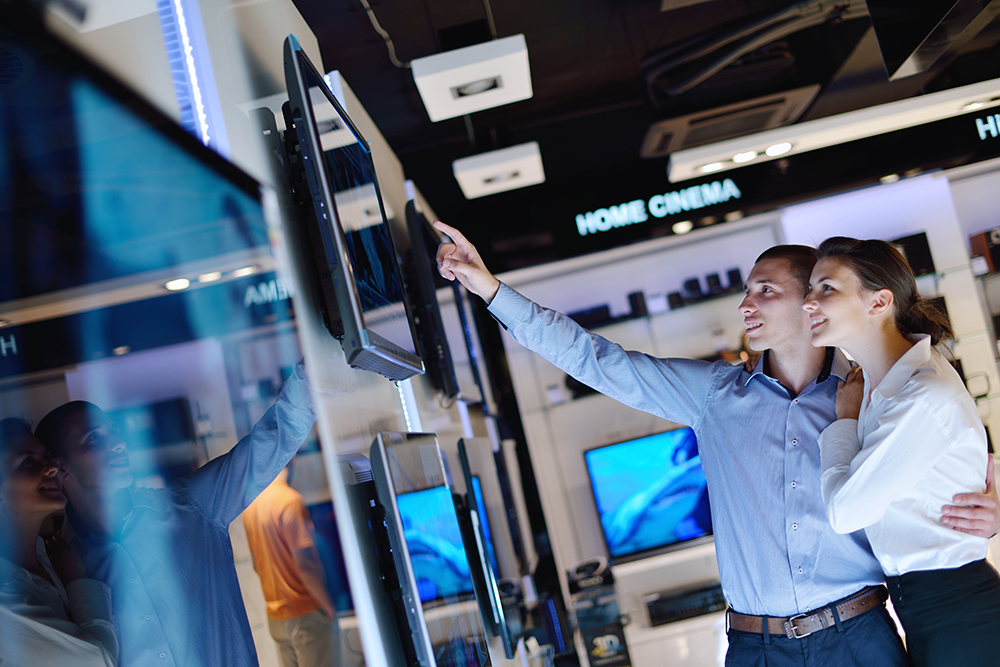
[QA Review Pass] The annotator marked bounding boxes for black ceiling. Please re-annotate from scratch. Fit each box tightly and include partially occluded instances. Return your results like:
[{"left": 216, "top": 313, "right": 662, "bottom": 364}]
[{"left": 291, "top": 0, "right": 1000, "bottom": 272}]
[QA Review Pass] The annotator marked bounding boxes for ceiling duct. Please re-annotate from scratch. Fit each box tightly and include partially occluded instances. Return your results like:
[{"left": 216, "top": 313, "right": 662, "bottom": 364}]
[
  {"left": 866, "top": 0, "right": 1000, "bottom": 80},
  {"left": 642, "top": 0, "right": 868, "bottom": 109},
  {"left": 640, "top": 84, "right": 820, "bottom": 158}
]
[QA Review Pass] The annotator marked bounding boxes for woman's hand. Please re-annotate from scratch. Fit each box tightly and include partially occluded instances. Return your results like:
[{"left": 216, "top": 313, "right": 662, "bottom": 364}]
[
  {"left": 942, "top": 456, "right": 1000, "bottom": 538},
  {"left": 835, "top": 366, "right": 864, "bottom": 421},
  {"left": 433, "top": 221, "right": 501, "bottom": 303}
]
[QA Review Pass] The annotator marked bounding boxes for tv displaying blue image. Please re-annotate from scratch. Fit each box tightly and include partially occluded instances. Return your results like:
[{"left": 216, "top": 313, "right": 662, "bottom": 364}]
[
  {"left": 584, "top": 428, "right": 712, "bottom": 562},
  {"left": 396, "top": 486, "right": 475, "bottom": 602}
]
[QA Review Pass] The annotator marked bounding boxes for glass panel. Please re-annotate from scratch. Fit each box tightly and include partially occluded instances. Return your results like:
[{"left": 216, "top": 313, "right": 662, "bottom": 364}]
[{"left": 0, "top": 22, "right": 344, "bottom": 667}]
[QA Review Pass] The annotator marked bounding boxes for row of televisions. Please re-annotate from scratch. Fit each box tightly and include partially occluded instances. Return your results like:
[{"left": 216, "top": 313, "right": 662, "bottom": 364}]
[{"left": 357, "top": 427, "right": 714, "bottom": 667}]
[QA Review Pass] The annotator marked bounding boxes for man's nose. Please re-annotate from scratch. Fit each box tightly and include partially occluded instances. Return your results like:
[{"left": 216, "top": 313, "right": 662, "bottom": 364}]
[{"left": 739, "top": 295, "right": 754, "bottom": 314}]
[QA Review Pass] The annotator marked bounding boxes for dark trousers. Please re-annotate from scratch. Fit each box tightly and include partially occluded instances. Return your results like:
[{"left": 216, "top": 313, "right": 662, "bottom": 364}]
[
  {"left": 725, "top": 605, "right": 908, "bottom": 667},
  {"left": 886, "top": 559, "right": 1000, "bottom": 667}
]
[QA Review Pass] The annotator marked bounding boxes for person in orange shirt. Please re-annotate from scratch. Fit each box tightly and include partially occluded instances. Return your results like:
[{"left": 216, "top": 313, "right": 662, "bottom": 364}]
[{"left": 242, "top": 463, "right": 337, "bottom": 667}]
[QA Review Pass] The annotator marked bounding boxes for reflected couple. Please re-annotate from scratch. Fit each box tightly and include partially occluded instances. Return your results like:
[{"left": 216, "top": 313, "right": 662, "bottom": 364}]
[
  {"left": 0, "top": 417, "right": 118, "bottom": 666},
  {"left": 19, "top": 361, "right": 314, "bottom": 667}
]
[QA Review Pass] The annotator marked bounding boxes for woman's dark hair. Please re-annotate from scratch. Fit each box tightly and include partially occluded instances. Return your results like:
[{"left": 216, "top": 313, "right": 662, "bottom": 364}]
[
  {"left": 816, "top": 236, "right": 953, "bottom": 345},
  {"left": 0, "top": 417, "right": 32, "bottom": 454}
]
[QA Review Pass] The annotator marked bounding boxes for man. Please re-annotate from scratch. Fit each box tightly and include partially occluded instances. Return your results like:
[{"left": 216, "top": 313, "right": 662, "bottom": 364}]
[
  {"left": 433, "top": 221, "right": 999, "bottom": 666},
  {"left": 33, "top": 363, "right": 315, "bottom": 667},
  {"left": 242, "top": 463, "right": 338, "bottom": 667}
]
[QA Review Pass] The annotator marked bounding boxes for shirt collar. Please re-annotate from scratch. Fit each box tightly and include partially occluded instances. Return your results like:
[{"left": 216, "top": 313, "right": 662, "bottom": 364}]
[
  {"left": 872, "top": 334, "right": 932, "bottom": 400},
  {"left": 744, "top": 347, "right": 846, "bottom": 386}
]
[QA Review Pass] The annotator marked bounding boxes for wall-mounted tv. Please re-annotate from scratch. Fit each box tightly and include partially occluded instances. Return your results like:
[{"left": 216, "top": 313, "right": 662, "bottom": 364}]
[
  {"left": 457, "top": 439, "right": 521, "bottom": 658},
  {"left": 283, "top": 35, "right": 423, "bottom": 381},
  {"left": 584, "top": 428, "right": 712, "bottom": 564},
  {"left": 371, "top": 432, "right": 490, "bottom": 667},
  {"left": 403, "top": 200, "right": 460, "bottom": 398}
]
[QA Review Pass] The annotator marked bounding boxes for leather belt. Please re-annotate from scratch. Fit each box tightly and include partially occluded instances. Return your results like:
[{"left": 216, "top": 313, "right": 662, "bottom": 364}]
[{"left": 726, "top": 585, "right": 888, "bottom": 639}]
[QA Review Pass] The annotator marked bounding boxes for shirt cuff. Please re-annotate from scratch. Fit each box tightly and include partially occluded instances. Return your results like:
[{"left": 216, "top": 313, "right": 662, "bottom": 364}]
[{"left": 486, "top": 283, "right": 530, "bottom": 330}]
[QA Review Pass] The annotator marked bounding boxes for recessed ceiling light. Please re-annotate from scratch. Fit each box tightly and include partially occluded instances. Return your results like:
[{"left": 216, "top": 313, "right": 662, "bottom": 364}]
[
  {"left": 198, "top": 271, "right": 222, "bottom": 283},
  {"left": 452, "top": 77, "right": 502, "bottom": 98},
  {"left": 880, "top": 174, "right": 900, "bottom": 184},
  {"left": 0, "top": 319, "right": 9, "bottom": 328},
  {"left": 963, "top": 101, "right": 987, "bottom": 111},
  {"left": 672, "top": 220, "right": 693, "bottom": 234},
  {"left": 765, "top": 142, "right": 793, "bottom": 157},
  {"left": 233, "top": 266, "right": 258, "bottom": 278},
  {"left": 724, "top": 210, "right": 745, "bottom": 222},
  {"left": 483, "top": 170, "right": 520, "bottom": 184},
  {"left": 165, "top": 278, "right": 191, "bottom": 291},
  {"left": 732, "top": 150, "right": 758, "bottom": 164},
  {"left": 112, "top": 346, "right": 130, "bottom": 356},
  {"left": 700, "top": 162, "right": 725, "bottom": 173}
]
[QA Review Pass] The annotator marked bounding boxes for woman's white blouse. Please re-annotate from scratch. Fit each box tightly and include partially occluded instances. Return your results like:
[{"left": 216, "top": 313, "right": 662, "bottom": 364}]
[{"left": 819, "top": 334, "right": 990, "bottom": 576}]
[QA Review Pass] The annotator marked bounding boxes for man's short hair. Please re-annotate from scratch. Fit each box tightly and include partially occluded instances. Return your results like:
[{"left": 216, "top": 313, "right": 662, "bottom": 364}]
[
  {"left": 0, "top": 417, "right": 33, "bottom": 456},
  {"left": 754, "top": 245, "right": 818, "bottom": 296},
  {"left": 34, "top": 401, "right": 97, "bottom": 458}
]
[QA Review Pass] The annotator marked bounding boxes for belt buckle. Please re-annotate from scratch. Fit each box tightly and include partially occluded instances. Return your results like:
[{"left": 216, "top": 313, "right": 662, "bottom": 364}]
[{"left": 785, "top": 613, "right": 814, "bottom": 639}]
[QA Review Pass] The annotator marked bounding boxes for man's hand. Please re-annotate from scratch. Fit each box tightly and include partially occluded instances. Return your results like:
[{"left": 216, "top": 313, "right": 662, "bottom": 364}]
[
  {"left": 433, "top": 221, "right": 501, "bottom": 303},
  {"left": 835, "top": 366, "right": 864, "bottom": 421},
  {"left": 942, "top": 456, "right": 999, "bottom": 538}
]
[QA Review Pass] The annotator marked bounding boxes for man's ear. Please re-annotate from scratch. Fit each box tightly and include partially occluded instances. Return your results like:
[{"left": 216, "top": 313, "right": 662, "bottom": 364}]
[{"left": 869, "top": 288, "right": 894, "bottom": 317}]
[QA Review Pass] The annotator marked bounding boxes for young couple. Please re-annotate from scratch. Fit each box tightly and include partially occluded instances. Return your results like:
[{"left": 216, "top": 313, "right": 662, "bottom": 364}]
[{"left": 434, "top": 221, "right": 1000, "bottom": 667}]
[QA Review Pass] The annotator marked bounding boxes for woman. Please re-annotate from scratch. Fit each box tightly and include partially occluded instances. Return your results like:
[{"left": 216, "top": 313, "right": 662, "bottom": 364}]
[
  {"left": 0, "top": 417, "right": 118, "bottom": 666},
  {"left": 802, "top": 236, "right": 1000, "bottom": 666}
]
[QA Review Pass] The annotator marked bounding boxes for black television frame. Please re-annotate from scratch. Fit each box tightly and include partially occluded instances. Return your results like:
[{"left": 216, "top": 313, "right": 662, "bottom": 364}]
[
  {"left": 283, "top": 35, "right": 423, "bottom": 381},
  {"left": 403, "top": 200, "right": 460, "bottom": 399},
  {"left": 457, "top": 439, "right": 517, "bottom": 658},
  {"left": 583, "top": 427, "right": 713, "bottom": 565}
]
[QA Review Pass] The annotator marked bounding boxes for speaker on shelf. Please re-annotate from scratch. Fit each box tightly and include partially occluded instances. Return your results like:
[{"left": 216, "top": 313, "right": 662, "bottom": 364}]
[{"left": 970, "top": 228, "right": 1000, "bottom": 274}]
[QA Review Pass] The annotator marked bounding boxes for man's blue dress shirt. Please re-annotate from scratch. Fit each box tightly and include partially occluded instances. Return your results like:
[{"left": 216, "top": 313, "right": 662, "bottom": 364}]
[
  {"left": 489, "top": 284, "right": 883, "bottom": 616},
  {"left": 70, "top": 363, "right": 316, "bottom": 667}
]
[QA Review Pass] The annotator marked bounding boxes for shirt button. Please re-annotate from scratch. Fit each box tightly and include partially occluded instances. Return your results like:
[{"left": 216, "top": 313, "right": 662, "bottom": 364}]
[
  {"left": 798, "top": 567, "right": 803, "bottom": 574},
  {"left": 145, "top": 615, "right": 151, "bottom": 621},
  {"left": 793, "top": 399, "right": 799, "bottom": 404},
  {"left": 129, "top": 579, "right": 135, "bottom": 584},
  {"left": 792, "top": 523, "right": 798, "bottom": 530},
  {"left": 159, "top": 653, "right": 166, "bottom": 659},
  {"left": 791, "top": 439, "right": 798, "bottom": 445},
  {"left": 791, "top": 481, "right": 797, "bottom": 488}
]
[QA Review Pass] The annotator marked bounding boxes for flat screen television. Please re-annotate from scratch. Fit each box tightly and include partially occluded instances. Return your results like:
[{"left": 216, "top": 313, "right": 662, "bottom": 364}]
[
  {"left": 371, "top": 432, "right": 490, "bottom": 667},
  {"left": 283, "top": 35, "right": 423, "bottom": 381},
  {"left": 403, "top": 200, "right": 460, "bottom": 398},
  {"left": 456, "top": 439, "right": 519, "bottom": 658},
  {"left": 584, "top": 428, "right": 712, "bottom": 564}
]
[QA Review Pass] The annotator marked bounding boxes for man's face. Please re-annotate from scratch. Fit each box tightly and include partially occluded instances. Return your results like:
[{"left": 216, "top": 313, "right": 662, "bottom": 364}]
[
  {"left": 0, "top": 433, "right": 66, "bottom": 518},
  {"left": 56, "top": 406, "right": 133, "bottom": 497},
  {"left": 739, "top": 258, "right": 814, "bottom": 353}
]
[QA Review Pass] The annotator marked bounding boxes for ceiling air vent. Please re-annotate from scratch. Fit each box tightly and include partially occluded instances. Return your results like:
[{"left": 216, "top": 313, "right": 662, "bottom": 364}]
[{"left": 640, "top": 84, "right": 819, "bottom": 159}]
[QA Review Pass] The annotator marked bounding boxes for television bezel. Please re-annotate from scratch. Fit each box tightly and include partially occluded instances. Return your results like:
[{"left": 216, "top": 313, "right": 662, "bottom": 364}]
[
  {"left": 457, "top": 439, "right": 515, "bottom": 658},
  {"left": 403, "top": 200, "right": 460, "bottom": 398},
  {"left": 283, "top": 35, "right": 423, "bottom": 381},
  {"left": 583, "top": 427, "right": 713, "bottom": 565}
]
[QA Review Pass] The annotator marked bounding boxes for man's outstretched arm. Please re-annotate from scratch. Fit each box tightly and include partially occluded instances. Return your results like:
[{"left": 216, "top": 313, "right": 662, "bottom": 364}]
[{"left": 942, "top": 456, "right": 999, "bottom": 538}]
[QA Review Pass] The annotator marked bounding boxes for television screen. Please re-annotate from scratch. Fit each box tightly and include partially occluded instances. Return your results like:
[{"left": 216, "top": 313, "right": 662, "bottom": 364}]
[
  {"left": 283, "top": 35, "right": 422, "bottom": 381},
  {"left": 396, "top": 486, "right": 475, "bottom": 602},
  {"left": 584, "top": 428, "right": 712, "bottom": 563},
  {"left": 403, "top": 200, "right": 460, "bottom": 398},
  {"left": 371, "top": 432, "right": 490, "bottom": 667}
]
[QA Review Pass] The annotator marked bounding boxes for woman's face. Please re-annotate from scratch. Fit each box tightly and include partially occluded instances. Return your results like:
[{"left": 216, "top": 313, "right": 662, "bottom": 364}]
[
  {"left": 803, "top": 257, "right": 873, "bottom": 348},
  {"left": 0, "top": 433, "right": 66, "bottom": 518}
]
